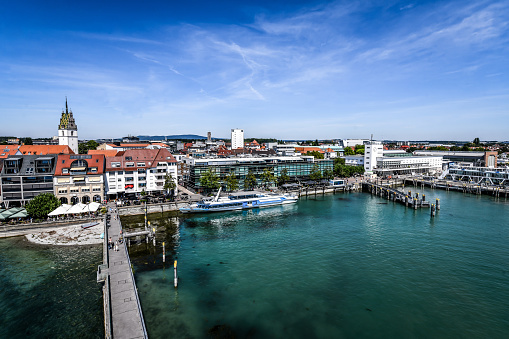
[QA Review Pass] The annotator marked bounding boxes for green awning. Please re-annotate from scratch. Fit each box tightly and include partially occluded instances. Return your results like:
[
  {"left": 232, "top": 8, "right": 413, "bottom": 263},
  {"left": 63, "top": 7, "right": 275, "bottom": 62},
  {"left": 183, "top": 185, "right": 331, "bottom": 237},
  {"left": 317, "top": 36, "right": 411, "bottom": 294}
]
[
  {"left": 0, "top": 208, "right": 24, "bottom": 220},
  {"left": 8, "top": 210, "right": 29, "bottom": 219}
]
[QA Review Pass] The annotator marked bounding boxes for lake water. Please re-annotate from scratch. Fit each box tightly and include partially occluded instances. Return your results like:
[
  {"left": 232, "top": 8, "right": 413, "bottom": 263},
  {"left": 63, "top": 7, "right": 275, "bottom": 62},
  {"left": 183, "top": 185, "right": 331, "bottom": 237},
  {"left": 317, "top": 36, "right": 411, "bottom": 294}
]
[
  {"left": 0, "top": 237, "right": 103, "bottom": 338},
  {"left": 124, "top": 188, "right": 509, "bottom": 338}
]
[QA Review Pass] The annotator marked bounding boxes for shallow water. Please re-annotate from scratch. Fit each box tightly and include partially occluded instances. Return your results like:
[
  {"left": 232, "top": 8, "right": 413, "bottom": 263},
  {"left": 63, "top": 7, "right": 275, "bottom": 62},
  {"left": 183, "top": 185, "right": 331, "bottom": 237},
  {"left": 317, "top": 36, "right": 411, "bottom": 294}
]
[
  {"left": 128, "top": 188, "right": 509, "bottom": 338},
  {"left": 0, "top": 237, "right": 103, "bottom": 338}
]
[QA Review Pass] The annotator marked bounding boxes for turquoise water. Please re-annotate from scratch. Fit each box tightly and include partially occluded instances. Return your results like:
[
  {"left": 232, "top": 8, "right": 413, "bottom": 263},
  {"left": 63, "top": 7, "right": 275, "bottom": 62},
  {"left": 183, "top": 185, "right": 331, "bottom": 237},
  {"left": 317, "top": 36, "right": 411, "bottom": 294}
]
[
  {"left": 0, "top": 238, "right": 103, "bottom": 338},
  {"left": 129, "top": 188, "right": 509, "bottom": 338}
]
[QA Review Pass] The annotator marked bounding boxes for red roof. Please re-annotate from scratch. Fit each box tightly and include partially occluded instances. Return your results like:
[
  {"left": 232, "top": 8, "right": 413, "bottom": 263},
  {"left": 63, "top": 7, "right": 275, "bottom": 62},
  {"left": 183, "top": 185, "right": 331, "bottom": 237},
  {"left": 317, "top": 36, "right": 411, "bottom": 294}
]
[
  {"left": 105, "top": 148, "right": 176, "bottom": 171},
  {"left": 0, "top": 145, "right": 20, "bottom": 159},
  {"left": 54, "top": 154, "right": 106, "bottom": 175},
  {"left": 88, "top": 149, "right": 119, "bottom": 157},
  {"left": 18, "top": 145, "right": 75, "bottom": 156}
]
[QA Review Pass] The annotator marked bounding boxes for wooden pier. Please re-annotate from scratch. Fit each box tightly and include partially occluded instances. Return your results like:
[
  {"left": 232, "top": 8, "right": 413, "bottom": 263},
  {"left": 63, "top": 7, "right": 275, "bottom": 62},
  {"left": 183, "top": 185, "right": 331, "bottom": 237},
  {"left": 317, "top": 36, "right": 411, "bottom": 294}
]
[
  {"left": 98, "top": 203, "right": 148, "bottom": 339},
  {"left": 363, "top": 182, "right": 432, "bottom": 209}
]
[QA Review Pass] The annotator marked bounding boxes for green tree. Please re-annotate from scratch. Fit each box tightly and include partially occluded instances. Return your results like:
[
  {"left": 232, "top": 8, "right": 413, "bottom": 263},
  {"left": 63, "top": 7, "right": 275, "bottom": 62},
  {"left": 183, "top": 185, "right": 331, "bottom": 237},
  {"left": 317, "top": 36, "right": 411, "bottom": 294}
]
[
  {"left": 473, "top": 137, "right": 480, "bottom": 146},
  {"left": 322, "top": 168, "right": 334, "bottom": 181},
  {"left": 164, "top": 173, "right": 177, "bottom": 198},
  {"left": 244, "top": 169, "right": 257, "bottom": 190},
  {"left": 23, "top": 137, "right": 33, "bottom": 145},
  {"left": 78, "top": 140, "right": 99, "bottom": 154},
  {"left": 278, "top": 168, "right": 290, "bottom": 186},
  {"left": 312, "top": 139, "right": 320, "bottom": 146},
  {"left": 305, "top": 151, "right": 324, "bottom": 159},
  {"left": 461, "top": 145, "right": 470, "bottom": 151},
  {"left": 344, "top": 147, "right": 355, "bottom": 155},
  {"left": 200, "top": 168, "right": 220, "bottom": 191},
  {"left": 354, "top": 144, "right": 365, "bottom": 155},
  {"left": 260, "top": 167, "right": 276, "bottom": 189},
  {"left": 25, "top": 193, "right": 60, "bottom": 219},
  {"left": 309, "top": 164, "right": 322, "bottom": 181},
  {"left": 225, "top": 171, "right": 239, "bottom": 191}
]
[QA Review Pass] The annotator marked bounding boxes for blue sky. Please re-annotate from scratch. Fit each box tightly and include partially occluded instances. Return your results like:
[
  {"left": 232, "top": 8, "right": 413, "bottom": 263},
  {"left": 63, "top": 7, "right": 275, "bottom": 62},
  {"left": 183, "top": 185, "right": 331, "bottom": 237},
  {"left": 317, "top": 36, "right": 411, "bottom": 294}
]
[{"left": 1, "top": 0, "right": 508, "bottom": 141}]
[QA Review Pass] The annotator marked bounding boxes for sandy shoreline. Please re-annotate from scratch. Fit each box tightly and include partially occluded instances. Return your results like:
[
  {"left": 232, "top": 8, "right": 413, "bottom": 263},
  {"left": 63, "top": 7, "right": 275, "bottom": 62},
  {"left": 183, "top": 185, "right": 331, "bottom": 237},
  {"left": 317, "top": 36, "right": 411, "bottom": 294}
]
[{"left": 25, "top": 221, "right": 104, "bottom": 246}]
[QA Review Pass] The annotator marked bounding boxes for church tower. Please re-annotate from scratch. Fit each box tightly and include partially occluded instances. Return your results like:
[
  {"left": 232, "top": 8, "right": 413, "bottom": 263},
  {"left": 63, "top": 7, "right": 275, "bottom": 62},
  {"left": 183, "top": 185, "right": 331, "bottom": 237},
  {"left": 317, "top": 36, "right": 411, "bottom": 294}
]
[{"left": 58, "top": 98, "right": 78, "bottom": 154}]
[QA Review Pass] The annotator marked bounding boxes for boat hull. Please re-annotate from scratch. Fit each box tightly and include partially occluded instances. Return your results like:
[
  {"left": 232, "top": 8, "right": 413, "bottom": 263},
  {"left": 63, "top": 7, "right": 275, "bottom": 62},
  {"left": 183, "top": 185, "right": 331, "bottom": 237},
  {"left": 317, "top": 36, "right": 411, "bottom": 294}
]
[{"left": 179, "top": 196, "right": 298, "bottom": 214}]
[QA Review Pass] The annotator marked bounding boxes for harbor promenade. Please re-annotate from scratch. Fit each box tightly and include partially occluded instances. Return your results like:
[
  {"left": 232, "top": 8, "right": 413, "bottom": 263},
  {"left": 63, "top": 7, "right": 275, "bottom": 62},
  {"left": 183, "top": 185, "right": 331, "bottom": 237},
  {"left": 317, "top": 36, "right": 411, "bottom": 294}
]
[{"left": 105, "top": 203, "right": 147, "bottom": 339}]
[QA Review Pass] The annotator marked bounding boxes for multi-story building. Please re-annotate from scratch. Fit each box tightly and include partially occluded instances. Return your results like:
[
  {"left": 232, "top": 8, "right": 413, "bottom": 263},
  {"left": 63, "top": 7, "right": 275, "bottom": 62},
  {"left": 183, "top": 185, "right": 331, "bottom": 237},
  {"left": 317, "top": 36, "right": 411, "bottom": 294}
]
[
  {"left": 231, "top": 129, "right": 244, "bottom": 150},
  {"left": 185, "top": 155, "right": 333, "bottom": 192},
  {"left": 374, "top": 156, "right": 443, "bottom": 176},
  {"left": 58, "top": 99, "right": 78, "bottom": 154},
  {"left": 53, "top": 154, "right": 106, "bottom": 204},
  {"left": 413, "top": 151, "right": 498, "bottom": 168},
  {"left": 364, "top": 141, "right": 384, "bottom": 173},
  {"left": 104, "top": 149, "right": 178, "bottom": 199},
  {"left": 0, "top": 155, "right": 57, "bottom": 207}
]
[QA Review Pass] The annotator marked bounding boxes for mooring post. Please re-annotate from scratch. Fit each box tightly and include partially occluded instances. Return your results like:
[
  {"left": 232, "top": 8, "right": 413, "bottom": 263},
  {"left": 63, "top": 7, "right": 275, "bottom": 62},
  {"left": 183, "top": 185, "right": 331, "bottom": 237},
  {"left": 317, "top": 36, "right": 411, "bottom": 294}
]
[
  {"left": 436, "top": 198, "right": 440, "bottom": 210},
  {"left": 162, "top": 242, "right": 165, "bottom": 263},
  {"left": 174, "top": 260, "right": 178, "bottom": 288},
  {"left": 413, "top": 198, "right": 418, "bottom": 209},
  {"left": 152, "top": 228, "right": 156, "bottom": 247},
  {"left": 405, "top": 195, "right": 409, "bottom": 207},
  {"left": 422, "top": 194, "right": 426, "bottom": 202},
  {"left": 431, "top": 203, "right": 435, "bottom": 217}
]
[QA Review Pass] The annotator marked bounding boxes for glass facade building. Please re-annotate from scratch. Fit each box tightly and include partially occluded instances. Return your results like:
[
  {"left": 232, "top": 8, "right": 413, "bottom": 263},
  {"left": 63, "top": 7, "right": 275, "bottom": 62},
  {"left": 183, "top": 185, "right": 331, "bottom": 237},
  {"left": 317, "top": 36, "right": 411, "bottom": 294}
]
[{"left": 187, "top": 156, "right": 333, "bottom": 191}]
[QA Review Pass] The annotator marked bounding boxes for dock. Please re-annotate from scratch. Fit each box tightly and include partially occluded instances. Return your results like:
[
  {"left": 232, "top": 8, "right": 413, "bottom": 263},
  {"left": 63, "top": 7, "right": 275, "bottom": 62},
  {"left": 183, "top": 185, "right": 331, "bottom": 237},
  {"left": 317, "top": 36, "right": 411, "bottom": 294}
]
[
  {"left": 98, "top": 203, "right": 148, "bottom": 339},
  {"left": 363, "top": 182, "right": 432, "bottom": 208}
]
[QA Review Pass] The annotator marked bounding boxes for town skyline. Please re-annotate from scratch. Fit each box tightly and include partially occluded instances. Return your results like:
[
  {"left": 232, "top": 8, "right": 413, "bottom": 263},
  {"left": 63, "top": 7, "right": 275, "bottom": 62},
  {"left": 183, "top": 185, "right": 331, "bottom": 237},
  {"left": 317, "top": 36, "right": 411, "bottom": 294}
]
[{"left": 1, "top": 0, "right": 508, "bottom": 140}]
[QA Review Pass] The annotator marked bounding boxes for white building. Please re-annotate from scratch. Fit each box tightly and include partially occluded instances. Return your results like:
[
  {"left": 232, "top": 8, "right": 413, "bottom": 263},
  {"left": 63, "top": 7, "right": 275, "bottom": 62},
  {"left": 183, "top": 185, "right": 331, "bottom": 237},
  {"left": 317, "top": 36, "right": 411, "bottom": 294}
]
[
  {"left": 231, "top": 129, "right": 244, "bottom": 149},
  {"left": 343, "top": 155, "right": 364, "bottom": 166},
  {"left": 364, "top": 141, "right": 384, "bottom": 173},
  {"left": 104, "top": 148, "right": 178, "bottom": 199},
  {"left": 339, "top": 139, "right": 369, "bottom": 148},
  {"left": 375, "top": 156, "right": 443, "bottom": 176},
  {"left": 58, "top": 99, "right": 78, "bottom": 154}
]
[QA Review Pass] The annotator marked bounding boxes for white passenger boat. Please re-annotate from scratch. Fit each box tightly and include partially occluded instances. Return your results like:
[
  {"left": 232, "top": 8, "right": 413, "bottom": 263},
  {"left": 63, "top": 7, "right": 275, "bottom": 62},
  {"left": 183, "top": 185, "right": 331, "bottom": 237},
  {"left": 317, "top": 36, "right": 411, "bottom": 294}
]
[{"left": 179, "top": 188, "right": 298, "bottom": 214}]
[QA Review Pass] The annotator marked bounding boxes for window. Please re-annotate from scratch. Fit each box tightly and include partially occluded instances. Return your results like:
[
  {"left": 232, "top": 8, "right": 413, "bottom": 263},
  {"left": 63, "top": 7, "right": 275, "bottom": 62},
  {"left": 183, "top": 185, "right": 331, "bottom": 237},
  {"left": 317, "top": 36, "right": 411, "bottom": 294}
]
[
  {"left": 58, "top": 189, "right": 67, "bottom": 194},
  {"left": 126, "top": 162, "right": 135, "bottom": 167},
  {"left": 111, "top": 162, "right": 121, "bottom": 167},
  {"left": 70, "top": 188, "right": 79, "bottom": 193},
  {"left": 62, "top": 160, "right": 65, "bottom": 164},
  {"left": 82, "top": 188, "right": 90, "bottom": 193},
  {"left": 137, "top": 162, "right": 145, "bottom": 167},
  {"left": 126, "top": 156, "right": 132, "bottom": 161},
  {"left": 93, "top": 187, "right": 101, "bottom": 192},
  {"left": 139, "top": 183, "right": 146, "bottom": 187},
  {"left": 90, "top": 167, "right": 98, "bottom": 173},
  {"left": 125, "top": 177, "right": 134, "bottom": 182},
  {"left": 117, "top": 178, "right": 122, "bottom": 182},
  {"left": 63, "top": 169, "right": 69, "bottom": 174}
]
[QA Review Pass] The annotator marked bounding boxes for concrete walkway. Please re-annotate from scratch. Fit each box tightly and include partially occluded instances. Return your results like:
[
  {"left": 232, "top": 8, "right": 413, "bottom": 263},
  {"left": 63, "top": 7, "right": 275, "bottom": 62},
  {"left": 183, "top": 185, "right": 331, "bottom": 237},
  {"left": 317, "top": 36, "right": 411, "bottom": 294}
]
[{"left": 107, "top": 204, "right": 147, "bottom": 339}]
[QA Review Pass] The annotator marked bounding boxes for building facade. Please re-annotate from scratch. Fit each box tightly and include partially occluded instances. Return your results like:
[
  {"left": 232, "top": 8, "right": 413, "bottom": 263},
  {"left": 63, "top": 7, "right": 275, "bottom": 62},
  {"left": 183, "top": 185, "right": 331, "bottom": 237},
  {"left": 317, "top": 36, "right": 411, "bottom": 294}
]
[
  {"left": 185, "top": 156, "right": 333, "bottom": 191},
  {"left": 364, "top": 141, "right": 384, "bottom": 173},
  {"left": 53, "top": 154, "right": 106, "bottom": 204},
  {"left": 0, "top": 155, "right": 57, "bottom": 207},
  {"left": 58, "top": 99, "right": 78, "bottom": 154},
  {"left": 105, "top": 149, "right": 178, "bottom": 199},
  {"left": 231, "top": 129, "right": 244, "bottom": 150}
]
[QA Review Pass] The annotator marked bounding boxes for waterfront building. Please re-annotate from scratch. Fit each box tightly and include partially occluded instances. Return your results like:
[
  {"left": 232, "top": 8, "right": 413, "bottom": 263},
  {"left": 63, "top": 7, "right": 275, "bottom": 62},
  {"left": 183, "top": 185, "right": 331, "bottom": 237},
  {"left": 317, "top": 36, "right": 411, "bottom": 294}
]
[
  {"left": 53, "top": 154, "right": 106, "bottom": 204},
  {"left": 374, "top": 156, "right": 443, "bottom": 176},
  {"left": 413, "top": 150, "right": 498, "bottom": 168},
  {"left": 364, "top": 141, "right": 384, "bottom": 173},
  {"left": 364, "top": 140, "right": 442, "bottom": 176},
  {"left": 185, "top": 155, "right": 333, "bottom": 192},
  {"left": 446, "top": 165, "right": 509, "bottom": 185},
  {"left": 231, "top": 129, "right": 244, "bottom": 150},
  {"left": 0, "top": 155, "right": 57, "bottom": 207},
  {"left": 104, "top": 148, "right": 178, "bottom": 199},
  {"left": 58, "top": 99, "right": 78, "bottom": 154}
]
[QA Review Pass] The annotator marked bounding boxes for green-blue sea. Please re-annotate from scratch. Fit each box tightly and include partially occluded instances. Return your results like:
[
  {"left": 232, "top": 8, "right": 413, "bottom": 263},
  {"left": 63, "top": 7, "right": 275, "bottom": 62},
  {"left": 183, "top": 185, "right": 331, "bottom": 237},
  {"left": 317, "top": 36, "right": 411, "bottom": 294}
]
[
  {"left": 1, "top": 187, "right": 508, "bottom": 338},
  {"left": 128, "top": 188, "right": 509, "bottom": 338}
]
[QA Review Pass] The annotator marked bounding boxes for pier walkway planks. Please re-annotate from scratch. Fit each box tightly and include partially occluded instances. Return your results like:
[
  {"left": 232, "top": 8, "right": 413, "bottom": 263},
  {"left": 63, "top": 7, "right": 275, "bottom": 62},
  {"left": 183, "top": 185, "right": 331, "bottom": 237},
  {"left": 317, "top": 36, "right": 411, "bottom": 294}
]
[{"left": 107, "top": 203, "right": 148, "bottom": 339}]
